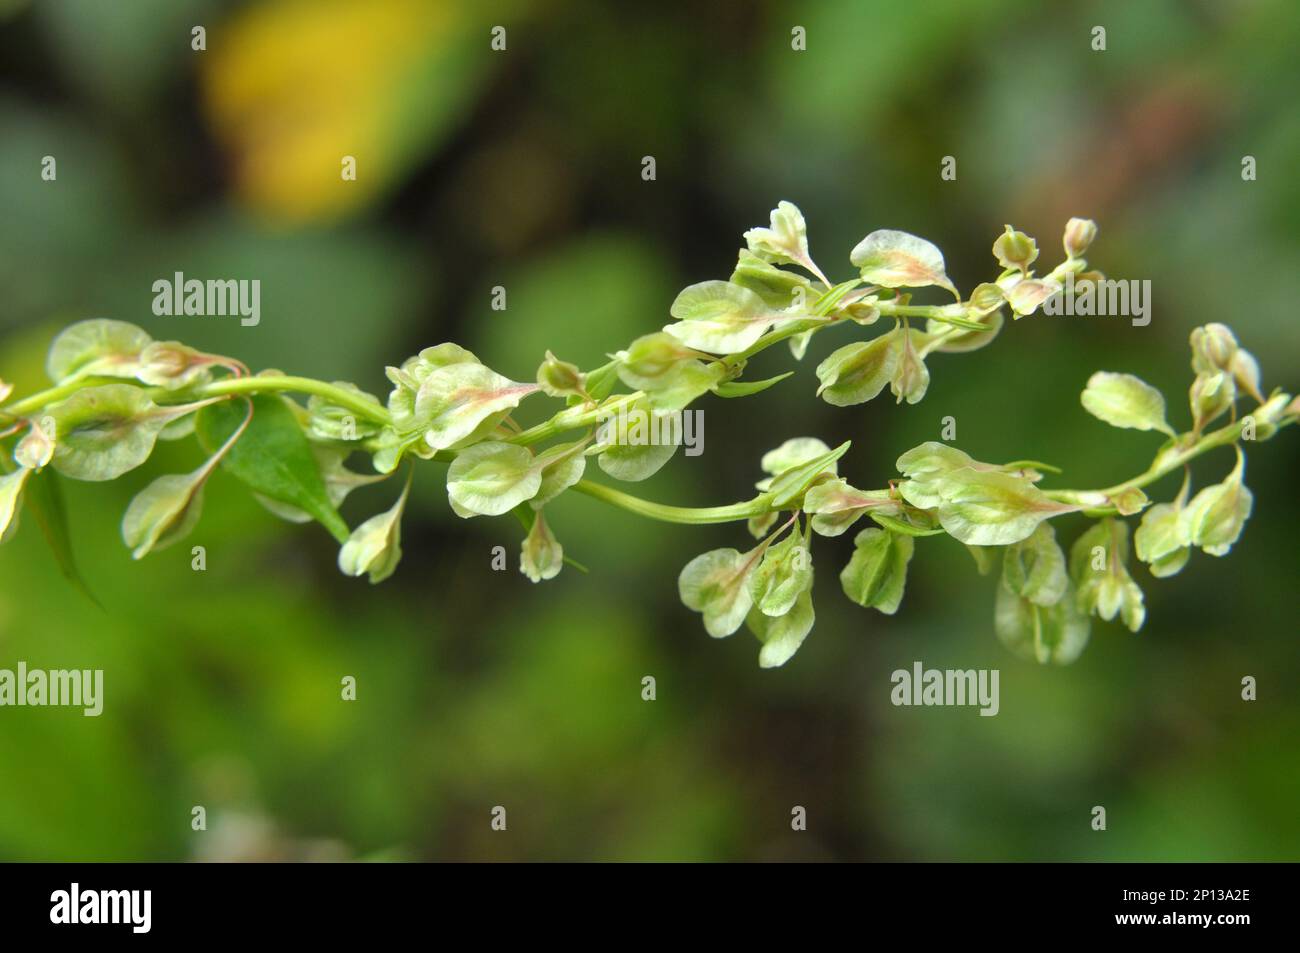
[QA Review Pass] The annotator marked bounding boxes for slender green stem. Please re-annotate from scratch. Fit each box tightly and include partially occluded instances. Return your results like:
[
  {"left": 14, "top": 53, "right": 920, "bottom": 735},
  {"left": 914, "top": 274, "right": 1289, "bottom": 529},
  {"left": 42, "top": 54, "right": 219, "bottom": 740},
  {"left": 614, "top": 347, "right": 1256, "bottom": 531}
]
[
  {"left": 1, "top": 376, "right": 120, "bottom": 418},
  {"left": 571, "top": 480, "right": 771, "bottom": 525},
  {"left": 507, "top": 392, "right": 644, "bottom": 447},
  {"left": 190, "top": 376, "right": 391, "bottom": 425}
]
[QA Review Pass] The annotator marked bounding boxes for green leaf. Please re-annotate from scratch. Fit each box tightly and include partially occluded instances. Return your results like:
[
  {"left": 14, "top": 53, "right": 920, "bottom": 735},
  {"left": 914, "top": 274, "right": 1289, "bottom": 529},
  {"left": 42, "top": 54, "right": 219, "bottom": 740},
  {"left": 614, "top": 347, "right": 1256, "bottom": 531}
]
[
  {"left": 839, "top": 527, "right": 913, "bottom": 614},
  {"left": 19, "top": 469, "right": 100, "bottom": 606},
  {"left": 46, "top": 318, "right": 152, "bottom": 383},
  {"left": 446, "top": 441, "right": 542, "bottom": 518},
  {"left": 1080, "top": 371, "right": 1176, "bottom": 437},
  {"left": 678, "top": 546, "right": 762, "bottom": 638},
  {"left": 121, "top": 469, "right": 207, "bottom": 559},
  {"left": 815, "top": 332, "right": 900, "bottom": 406},
  {"left": 1001, "top": 523, "right": 1067, "bottom": 607},
  {"left": 995, "top": 578, "right": 1090, "bottom": 664},
  {"left": 664, "top": 280, "right": 773, "bottom": 354},
  {"left": 747, "top": 589, "right": 815, "bottom": 668},
  {"left": 713, "top": 371, "right": 793, "bottom": 398},
  {"left": 47, "top": 384, "right": 177, "bottom": 482},
  {"left": 934, "top": 468, "right": 1077, "bottom": 546},
  {"left": 850, "top": 229, "right": 957, "bottom": 297},
  {"left": 197, "top": 395, "right": 349, "bottom": 543},
  {"left": 338, "top": 478, "right": 409, "bottom": 583}
]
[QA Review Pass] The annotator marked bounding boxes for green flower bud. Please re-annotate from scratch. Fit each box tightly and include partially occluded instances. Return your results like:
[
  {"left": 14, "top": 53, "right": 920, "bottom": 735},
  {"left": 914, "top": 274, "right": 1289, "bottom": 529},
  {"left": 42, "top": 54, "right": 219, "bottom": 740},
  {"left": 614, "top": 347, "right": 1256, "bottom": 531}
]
[
  {"left": 1189, "top": 371, "right": 1235, "bottom": 433},
  {"left": 1244, "top": 391, "right": 1292, "bottom": 440},
  {"left": 1070, "top": 519, "right": 1145, "bottom": 632},
  {"left": 1181, "top": 450, "right": 1252, "bottom": 556},
  {"left": 1062, "top": 217, "right": 1098, "bottom": 258},
  {"left": 338, "top": 479, "right": 409, "bottom": 583},
  {"left": 14, "top": 420, "right": 55, "bottom": 470},
  {"left": 537, "top": 351, "right": 586, "bottom": 400},
  {"left": 136, "top": 341, "right": 214, "bottom": 389},
  {"left": 520, "top": 512, "right": 563, "bottom": 583},
  {"left": 993, "top": 225, "right": 1039, "bottom": 273},
  {"left": 1228, "top": 348, "right": 1264, "bottom": 403},
  {"left": 1189, "top": 323, "right": 1238, "bottom": 375}
]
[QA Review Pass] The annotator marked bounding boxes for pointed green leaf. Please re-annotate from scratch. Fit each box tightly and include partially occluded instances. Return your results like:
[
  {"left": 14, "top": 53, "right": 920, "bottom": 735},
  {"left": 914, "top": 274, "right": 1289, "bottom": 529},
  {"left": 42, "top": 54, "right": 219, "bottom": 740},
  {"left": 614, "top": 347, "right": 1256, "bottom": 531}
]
[{"left": 197, "top": 395, "right": 349, "bottom": 542}]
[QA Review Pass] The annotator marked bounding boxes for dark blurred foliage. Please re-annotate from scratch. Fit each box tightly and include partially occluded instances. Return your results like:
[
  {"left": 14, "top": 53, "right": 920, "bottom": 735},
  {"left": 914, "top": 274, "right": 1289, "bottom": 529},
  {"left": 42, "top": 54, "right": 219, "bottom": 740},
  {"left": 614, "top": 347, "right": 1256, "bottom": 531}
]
[{"left": 0, "top": 0, "right": 1296, "bottom": 860}]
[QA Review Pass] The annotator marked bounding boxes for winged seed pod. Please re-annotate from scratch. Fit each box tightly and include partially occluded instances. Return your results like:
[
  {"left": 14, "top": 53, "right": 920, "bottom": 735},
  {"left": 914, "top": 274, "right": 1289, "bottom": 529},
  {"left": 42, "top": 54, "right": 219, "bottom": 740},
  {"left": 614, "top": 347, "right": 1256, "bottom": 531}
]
[{"left": 1, "top": 205, "right": 1293, "bottom": 672}]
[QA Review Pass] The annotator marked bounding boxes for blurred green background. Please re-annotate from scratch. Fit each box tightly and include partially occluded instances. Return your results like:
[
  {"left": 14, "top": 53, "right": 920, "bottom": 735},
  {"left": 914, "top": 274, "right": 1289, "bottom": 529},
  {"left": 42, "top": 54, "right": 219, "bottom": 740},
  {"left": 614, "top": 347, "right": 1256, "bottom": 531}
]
[{"left": 0, "top": 0, "right": 1297, "bottom": 861}]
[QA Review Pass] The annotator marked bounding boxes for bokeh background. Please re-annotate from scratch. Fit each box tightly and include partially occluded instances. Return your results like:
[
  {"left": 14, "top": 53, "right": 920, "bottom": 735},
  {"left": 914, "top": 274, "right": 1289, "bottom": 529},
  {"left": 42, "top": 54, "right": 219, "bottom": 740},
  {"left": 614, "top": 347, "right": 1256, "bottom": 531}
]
[{"left": 0, "top": 0, "right": 1297, "bottom": 861}]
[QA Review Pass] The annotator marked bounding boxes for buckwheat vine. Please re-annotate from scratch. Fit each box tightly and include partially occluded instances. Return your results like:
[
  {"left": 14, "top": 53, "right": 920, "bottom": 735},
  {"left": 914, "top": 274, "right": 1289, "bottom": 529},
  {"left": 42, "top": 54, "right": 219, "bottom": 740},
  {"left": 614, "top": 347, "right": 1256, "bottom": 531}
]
[{"left": 1, "top": 203, "right": 1294, "bottom": 667}]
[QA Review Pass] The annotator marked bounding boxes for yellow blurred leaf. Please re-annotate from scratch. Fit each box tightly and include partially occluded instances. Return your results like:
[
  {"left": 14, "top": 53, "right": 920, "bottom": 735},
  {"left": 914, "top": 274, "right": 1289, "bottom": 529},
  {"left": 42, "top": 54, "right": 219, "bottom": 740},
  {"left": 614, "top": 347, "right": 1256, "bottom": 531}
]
[{"left": 202, "top": 0, "right": 508, "bottom": 224}]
